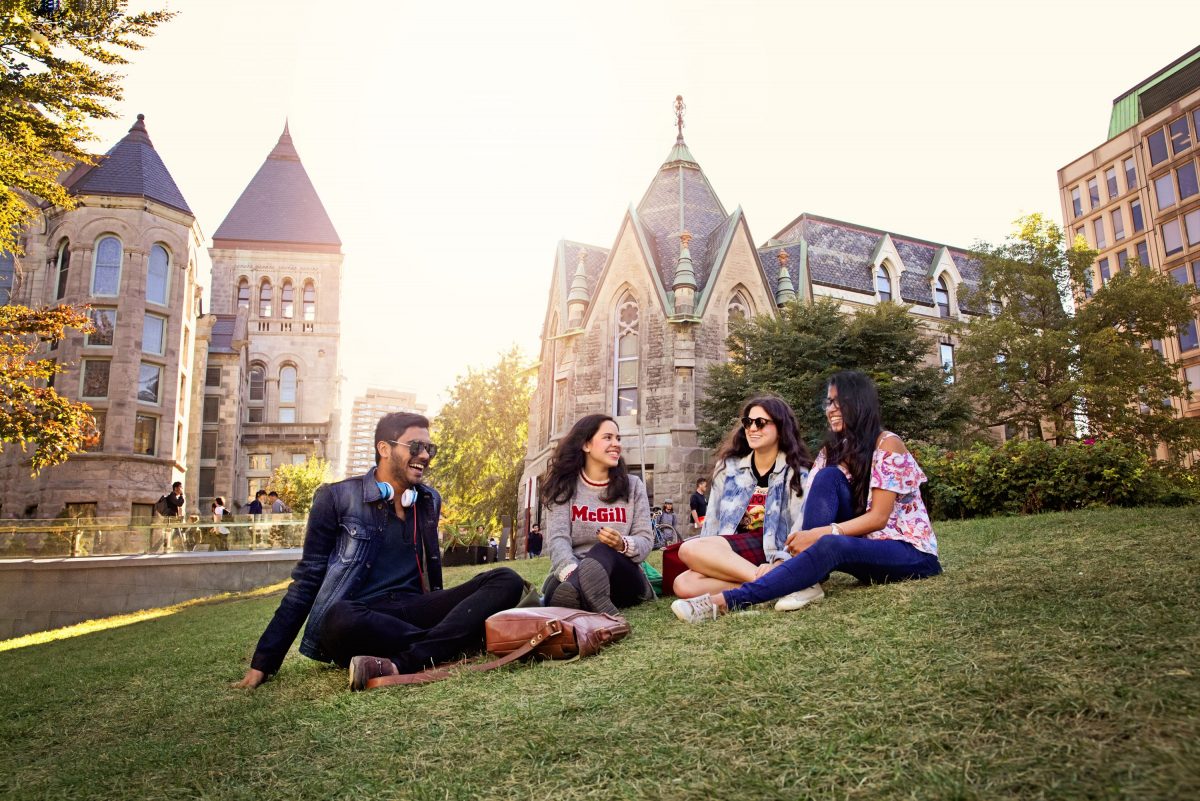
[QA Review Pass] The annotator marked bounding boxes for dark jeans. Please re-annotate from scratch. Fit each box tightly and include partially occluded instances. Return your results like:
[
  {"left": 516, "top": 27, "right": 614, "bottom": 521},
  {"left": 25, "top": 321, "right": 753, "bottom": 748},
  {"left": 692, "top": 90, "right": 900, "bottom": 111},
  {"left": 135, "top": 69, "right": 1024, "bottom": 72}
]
[
  {"left": 319, "top": 567, "right": 524, "bottom": 673},
  {"left": 723, "top": 466, "right": 941, "bottom": 609},
  {"left": 543, "top": 543, "right": 646, "bottom": 609}
]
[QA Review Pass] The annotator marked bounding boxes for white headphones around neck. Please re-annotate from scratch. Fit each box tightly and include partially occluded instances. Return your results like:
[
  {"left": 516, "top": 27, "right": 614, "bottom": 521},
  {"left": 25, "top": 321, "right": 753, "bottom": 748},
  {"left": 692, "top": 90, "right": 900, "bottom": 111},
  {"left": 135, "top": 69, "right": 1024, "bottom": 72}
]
[{"left": 377, "top": 481, "right": 417, "bottom": 508}]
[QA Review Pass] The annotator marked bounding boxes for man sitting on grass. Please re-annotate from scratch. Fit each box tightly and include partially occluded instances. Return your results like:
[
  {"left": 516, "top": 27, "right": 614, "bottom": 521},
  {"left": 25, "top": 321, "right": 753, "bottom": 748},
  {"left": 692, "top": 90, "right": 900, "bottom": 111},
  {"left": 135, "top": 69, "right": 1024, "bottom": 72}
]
[{"left": 234, "top": 412, "right": 524, "bottom": 691}]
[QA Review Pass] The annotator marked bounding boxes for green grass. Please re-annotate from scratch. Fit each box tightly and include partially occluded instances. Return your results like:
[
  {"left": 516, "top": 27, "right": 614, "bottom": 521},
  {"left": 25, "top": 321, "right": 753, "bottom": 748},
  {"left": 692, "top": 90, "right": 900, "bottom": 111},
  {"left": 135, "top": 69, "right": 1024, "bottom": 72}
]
[{"left": 2, "top": 506, "right": 1198, "bottom": 800}]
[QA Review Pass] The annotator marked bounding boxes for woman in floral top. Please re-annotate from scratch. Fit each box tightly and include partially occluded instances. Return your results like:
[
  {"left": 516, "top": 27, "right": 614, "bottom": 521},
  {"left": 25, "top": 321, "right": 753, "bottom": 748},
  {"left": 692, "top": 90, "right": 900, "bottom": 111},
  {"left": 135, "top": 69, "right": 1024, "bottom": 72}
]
[{"left": 672, "top": 371, "right": 942, "bottom": 623}]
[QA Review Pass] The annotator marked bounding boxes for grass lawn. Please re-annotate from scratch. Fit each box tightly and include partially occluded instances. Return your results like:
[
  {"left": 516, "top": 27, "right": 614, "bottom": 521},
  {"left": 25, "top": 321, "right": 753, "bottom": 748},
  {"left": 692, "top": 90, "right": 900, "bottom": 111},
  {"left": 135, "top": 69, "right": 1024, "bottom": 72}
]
[{"left": 2, "top": 505, "right": 1198, "bottom": 801}]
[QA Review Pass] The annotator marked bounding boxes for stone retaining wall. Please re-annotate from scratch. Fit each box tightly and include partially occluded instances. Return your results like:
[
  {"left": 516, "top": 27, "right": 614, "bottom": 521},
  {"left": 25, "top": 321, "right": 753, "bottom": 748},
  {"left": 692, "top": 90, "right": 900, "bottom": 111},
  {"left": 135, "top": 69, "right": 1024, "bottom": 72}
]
[{"left": 0, "top": 549, "right": 301, "bottom": 639}]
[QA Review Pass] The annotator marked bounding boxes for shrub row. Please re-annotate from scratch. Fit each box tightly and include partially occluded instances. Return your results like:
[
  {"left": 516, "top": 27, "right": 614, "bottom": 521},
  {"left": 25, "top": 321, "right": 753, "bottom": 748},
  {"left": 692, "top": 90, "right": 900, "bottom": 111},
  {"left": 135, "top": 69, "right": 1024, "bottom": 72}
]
[{"left": 911, "top": 439, "right": 1200, "bottom": 520}]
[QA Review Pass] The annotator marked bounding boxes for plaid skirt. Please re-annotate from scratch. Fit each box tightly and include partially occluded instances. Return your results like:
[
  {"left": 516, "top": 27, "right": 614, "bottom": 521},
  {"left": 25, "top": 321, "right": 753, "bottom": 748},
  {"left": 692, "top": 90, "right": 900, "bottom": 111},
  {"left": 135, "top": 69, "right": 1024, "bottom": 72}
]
[{"left": 722, "top": 530, "right": 767, "bottom": 566}]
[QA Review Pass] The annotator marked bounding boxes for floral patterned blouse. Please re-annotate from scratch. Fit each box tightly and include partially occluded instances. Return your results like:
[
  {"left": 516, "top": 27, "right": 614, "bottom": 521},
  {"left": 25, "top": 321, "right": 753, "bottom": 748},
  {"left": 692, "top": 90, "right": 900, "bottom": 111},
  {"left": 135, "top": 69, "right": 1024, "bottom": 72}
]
[{"left": 806, "top": 432, "right": 938, "bottom": 556}]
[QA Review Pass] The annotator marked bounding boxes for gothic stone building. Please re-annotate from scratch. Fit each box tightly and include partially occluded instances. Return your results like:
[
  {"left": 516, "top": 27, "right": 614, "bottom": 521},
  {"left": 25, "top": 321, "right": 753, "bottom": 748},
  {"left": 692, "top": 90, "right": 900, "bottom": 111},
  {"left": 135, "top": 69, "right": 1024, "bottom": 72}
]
[
  {"left": 520, "top": 119, "right": 981, "bottom": 524},
  {"left": 0, "top": 118, "right": 343, "bottom": 521}
]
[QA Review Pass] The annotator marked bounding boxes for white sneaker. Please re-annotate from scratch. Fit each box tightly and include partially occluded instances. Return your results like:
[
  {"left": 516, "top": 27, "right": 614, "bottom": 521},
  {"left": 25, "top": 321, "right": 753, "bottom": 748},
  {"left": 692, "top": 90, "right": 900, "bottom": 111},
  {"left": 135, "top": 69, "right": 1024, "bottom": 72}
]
[
  {"left": 774, "top": 584, "right": 824, "bottom": 612},
  {"left": 671, "top": 594, "right": 719, "bottom": 623}
]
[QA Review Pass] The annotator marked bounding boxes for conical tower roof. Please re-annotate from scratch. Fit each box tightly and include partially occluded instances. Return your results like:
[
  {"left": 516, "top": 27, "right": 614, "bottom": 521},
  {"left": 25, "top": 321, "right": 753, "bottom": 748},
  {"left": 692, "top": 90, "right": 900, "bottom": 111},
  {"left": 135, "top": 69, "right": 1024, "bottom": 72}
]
[
  {"left": 70, "top": 114, "right": 192, "bottom": 215},
  {"left": 212, "top": 122, "right": 341, "bottom": 251}
]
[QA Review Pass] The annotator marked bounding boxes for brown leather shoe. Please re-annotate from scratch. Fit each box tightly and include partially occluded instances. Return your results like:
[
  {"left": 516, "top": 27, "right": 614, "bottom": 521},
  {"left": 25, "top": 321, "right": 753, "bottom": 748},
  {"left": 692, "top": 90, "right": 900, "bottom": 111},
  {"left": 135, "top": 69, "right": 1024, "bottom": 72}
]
[{"left": 348, "top": 655, "right": 399, "bottom": 691}]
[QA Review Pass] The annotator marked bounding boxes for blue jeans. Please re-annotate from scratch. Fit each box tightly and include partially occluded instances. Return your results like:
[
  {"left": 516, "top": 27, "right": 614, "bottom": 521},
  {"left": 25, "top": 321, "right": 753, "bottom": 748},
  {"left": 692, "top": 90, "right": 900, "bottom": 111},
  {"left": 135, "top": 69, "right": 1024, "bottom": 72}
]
[{"left": 722, "top": 466, "right": 941, "bottom": 609}]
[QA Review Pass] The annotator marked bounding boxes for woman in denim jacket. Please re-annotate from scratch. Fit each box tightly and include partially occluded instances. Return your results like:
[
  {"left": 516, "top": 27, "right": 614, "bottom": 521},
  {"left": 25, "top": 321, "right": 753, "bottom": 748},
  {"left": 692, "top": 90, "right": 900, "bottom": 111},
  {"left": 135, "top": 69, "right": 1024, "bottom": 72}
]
[{"left": 672, "top": 397, "right": 816, "bottom": 606}]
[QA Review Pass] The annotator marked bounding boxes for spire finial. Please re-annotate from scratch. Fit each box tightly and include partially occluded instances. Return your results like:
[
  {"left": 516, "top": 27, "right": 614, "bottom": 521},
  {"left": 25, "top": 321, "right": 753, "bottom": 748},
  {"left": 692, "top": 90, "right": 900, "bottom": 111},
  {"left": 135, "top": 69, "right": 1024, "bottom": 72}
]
[{"left": 674, "top": 95, "right": 686, "bottom": 142}]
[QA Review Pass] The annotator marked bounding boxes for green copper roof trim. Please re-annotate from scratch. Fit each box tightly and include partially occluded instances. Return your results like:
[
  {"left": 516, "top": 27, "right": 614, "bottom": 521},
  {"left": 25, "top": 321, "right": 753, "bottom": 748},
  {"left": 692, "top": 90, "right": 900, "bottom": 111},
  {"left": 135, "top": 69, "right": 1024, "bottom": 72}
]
[
  {"left": 796, "top": 237, "right": 812, "bottom": 302},
  {"left": 1108, "top": 47, "right": 1200, "bottom": 139},
  {"left": 663, "top": 137, "right": 698, "bottom": 167}
]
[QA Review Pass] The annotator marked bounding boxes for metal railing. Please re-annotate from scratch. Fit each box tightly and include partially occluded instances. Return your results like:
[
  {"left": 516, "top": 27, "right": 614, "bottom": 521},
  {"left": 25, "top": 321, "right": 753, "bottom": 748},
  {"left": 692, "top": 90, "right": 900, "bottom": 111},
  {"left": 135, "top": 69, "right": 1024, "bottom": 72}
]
[{"left": 0, "top": 515, "right": 308, "bottom": 559}]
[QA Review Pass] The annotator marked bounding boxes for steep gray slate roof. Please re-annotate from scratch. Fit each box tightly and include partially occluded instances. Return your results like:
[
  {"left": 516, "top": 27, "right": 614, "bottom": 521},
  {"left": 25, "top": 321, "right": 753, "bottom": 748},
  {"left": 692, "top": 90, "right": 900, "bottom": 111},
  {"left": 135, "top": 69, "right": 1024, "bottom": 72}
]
[
  {"left": 213, "top": 124, "right": 341, "bottom": 248},
  {"left": 766, "top": 214, "right": 982, "bottom": 312},
  {"left": 635, "top": 140, "right": 729, "bottom": 293},
  {"left": 757, "top": 243, "right": 804, "bottom": 298},
  {"left": 70, "top": 115, "right": 192, "bottom": 215},
  {"left": 557, "top": 240, "right": 609, "bottom": 308}
]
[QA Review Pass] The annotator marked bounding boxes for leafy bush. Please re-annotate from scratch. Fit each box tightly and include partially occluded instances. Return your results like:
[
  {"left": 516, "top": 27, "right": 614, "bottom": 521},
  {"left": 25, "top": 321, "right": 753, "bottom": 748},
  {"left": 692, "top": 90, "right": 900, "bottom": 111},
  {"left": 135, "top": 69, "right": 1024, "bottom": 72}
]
[{"left": 913, "top": 439, "right": 1199, "bottom": 520}]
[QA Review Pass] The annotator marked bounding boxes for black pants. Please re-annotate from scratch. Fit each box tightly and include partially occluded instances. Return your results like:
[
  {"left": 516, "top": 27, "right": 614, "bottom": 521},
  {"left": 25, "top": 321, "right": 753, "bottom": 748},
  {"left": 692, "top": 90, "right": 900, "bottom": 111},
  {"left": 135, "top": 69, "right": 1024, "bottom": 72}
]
[
  {"left": 319, "top": 567, "right": 524, "bottom": 673},
  {"left": 544, "top": 543, "right": 646, "bottom": 609}
]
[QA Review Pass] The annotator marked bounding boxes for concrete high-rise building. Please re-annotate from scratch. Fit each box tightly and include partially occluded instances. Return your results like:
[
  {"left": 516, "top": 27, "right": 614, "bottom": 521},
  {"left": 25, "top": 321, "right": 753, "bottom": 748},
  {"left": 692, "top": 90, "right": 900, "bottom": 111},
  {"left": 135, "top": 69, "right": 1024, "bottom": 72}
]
[
  {"left": 345, "top": 389, "right": 427, "bottom": 478},
  {"left": 1057, "top": 46, "right": 1200, "bottom": 438}
]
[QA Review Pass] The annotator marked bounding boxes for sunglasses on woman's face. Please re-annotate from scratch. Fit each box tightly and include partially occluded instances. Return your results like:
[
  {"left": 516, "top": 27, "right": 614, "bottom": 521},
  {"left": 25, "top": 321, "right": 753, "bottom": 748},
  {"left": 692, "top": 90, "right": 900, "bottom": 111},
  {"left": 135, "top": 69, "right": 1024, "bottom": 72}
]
[{"left": 741, "top": 417, "right": 774, "bottom": 430}]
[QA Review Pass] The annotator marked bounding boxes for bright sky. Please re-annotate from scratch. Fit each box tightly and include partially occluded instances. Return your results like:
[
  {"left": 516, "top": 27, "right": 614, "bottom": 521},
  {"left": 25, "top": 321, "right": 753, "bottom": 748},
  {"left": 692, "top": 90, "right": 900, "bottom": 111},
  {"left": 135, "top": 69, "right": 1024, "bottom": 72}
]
[{"left": 91, "top": 0, "right": 1199, "bottom": 415}]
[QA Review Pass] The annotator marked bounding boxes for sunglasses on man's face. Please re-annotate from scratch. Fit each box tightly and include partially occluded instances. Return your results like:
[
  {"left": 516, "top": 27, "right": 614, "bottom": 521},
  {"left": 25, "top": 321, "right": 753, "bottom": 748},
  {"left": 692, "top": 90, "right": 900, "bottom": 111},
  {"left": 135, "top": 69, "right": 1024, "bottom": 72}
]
[
  {"left": 388, "top": 440, "right": 438, "bottom": 458},
  {"left": 741, "top": 417, "right": 774, "bottom": 430}
]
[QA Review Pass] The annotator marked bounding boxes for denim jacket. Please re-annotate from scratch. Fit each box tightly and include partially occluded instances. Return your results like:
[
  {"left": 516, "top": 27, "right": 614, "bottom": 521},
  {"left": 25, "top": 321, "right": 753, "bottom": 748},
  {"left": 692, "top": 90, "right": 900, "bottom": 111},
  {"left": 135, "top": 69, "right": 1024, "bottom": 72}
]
[
  {"left": 699, "top": 453, "right": 807, "bottom": 563},
  {"left": 250, "top": 468, "right": 443, "bottom": 676}
]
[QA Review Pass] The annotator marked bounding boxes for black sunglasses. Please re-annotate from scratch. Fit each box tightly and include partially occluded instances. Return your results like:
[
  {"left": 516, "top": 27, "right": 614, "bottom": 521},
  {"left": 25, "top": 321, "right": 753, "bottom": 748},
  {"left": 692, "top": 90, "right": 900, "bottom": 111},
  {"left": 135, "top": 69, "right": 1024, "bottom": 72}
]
[
  {"left": 388, "top": 440, "right": 438, "bottom": 458},
  {"left": 741, "top": 417, "right": 774, "bottom": 430}
]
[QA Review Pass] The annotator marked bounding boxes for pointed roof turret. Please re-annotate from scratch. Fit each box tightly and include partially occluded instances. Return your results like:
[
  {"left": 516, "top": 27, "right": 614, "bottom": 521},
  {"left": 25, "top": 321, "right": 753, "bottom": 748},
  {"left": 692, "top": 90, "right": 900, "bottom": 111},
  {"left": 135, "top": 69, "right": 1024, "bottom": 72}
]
[
  {"left": 70, "top": 114, "right": 192, "bottom": 215},
  {"left": 673, "top": 231, "right": 697, "bottom": 291},
  {"left": 775, "top": 249, "right": 797, "bottom": 305},
  {"left": 213, "top": 122, "right": 341, "bottom": 252},
  {"left": 567, "top": 248, "right": 591, "bottom": 305}
]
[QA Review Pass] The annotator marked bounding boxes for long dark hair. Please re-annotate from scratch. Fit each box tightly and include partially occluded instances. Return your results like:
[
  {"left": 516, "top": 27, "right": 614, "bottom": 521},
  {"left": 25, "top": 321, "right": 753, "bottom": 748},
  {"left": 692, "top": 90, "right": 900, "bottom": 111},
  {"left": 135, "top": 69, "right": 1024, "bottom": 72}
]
[
  {"left": 820, "top": 371, "right": 882, "bottom": 516},
  {"left": 541, "top": 414, "right": 631, "bottom": 506},
  {"left": 714, "top": 396, "right": 812, "bottom": 496}
]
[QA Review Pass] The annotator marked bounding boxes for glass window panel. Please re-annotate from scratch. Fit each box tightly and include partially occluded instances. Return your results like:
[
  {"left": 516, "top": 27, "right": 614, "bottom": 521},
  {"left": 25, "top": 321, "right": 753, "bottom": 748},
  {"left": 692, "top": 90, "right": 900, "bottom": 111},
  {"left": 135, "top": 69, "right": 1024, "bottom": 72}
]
[
  {"left": 292, "top": 453, "right": 307, "bottom": 465},
  {"left": 1148, "top": 130, "right": 1168, "bottom": 165},
  {"left": 1136, "top": 240, "right": 1150, "bottom": 265},
  {"left": 281, "top": 281, "right": 294, "bottom": 319},
  {"left": 1111, "top": 209, "right": 1125, "bottom": 241},
  {"left": 1187, "top": 210, "right": 1200, "bottom": 246},
  {"left": 1177, "top": 162, "right": 1198, "bottom": 200},
  {"left": 92, "top": 236, "right": 121, "bottom": 295},
  {"left": 203, "top": 395, "right": 219, "bottom": 423},
  {"left": 617, "top": 360, "right": 638, "bottom": 385},
  {"left": 82, "top": 360, "right": 110, "bottom": 398},
  {"left": 1070, "top": 187, "right": 1082, "bottom": 218},
  {"left": 205, "top": 366, "right": 221, "bottom": 387},
  {"left": 1117, "top": 250, "right": 1129, "bottom": 270},
  {"left": 1163, "top": 220, "right": 1184, "bottom": 256},
  {"left": 1154, "top": 174, "right": 1176, "bottom": 210},
  {"left": 147, "top": 245, "right": 169, "bottom": 304},
  {"left": 618, "top": 332, "right": 638, "bottom": 357},
  {"left": 1187, "top": 364, "right": 1200, "bottom": 394},
  {"left": 1131, "top": 200, "right": 1144, "bottom": 232},
  {"left": 935, "top": 277, "right": 951, "bottom": 317},
  {"left": 939, "top": 343, "right": 955, "bottom": 383},
  {"left": 87, "top": 309, "right": 116, "bottom": 346},
  {"left": 1082, "top": 268, "right": 1094, "bottom": 298},
  {"left": 56, "top": 242, "right": 70, "bottom": 299},
  {"left": 134, "top": 414, "right": 157, "bottom": 455},
  {"left": 278, "top": 407, "right": 296, "bottom": 423},
  {"left": 1105, "top": 168, "right": 1119, "bottom": 200},
  {"left": 249, "top": 454, "right": 271, "bottom": 471},
  {"left": 249, "top": 366, "right": 265, "bottom": 401},
  {"left": 1151, "top": 339, "right": 1164, "bottom": 355},
  {"left": 875, "top": 266, "right": 892, "bottom": 301},
  {"left": 1093, "top": 218, "right": 1106, "bottom": 249},
  {"left": 1169, "top": 116, "right": 1191, "bottom": 155},
  {"left": 201, "top": 431, "right": 218, "bottom": 459},
  {"left": 259, "top": 280, "right": 272, "bottom": 317},
  {"left": 1099, "top": 258, "right": 1111, "bottom": 284},
  {"left": 83, "top": 410, "right": 105, "bottom": 450},
  {"left": 303, "top": 282, "right": 316, "bottom": 321},
  {"left": 279, "top": 366, "right": 297, "bottom": 403},
  {"left": 237, "top": 280, "right": 250, "bottom": 309},
  {"left": 142, "top": 314, "right": 165, "bottom": 355},
  {"left": 1124, "top": 157, "right": 1137, "bottom": 191},
  {"left": 248, "top": 407, "right": 263, "bottom": 423},
  {"left": 1193, "top": 261, "right": 1200, "bottom": 285},
  {"left": 1087, "top": 178, "right": 1100, "bottom": 209},
  {"left": 616, "top": 388, "right": 637, "bottom": 417},
  {"left": 138, "top": 363, "right": 161, "bottom": 404},
  {"left": 1179, "top": 319, "right": 1199, "bottom": 352},
  {"left": 199, "top": 467, "right": 215, "bottom": 498},
  {"left": 1170, "top": 265, "right": 1190, "bottom": 284}
]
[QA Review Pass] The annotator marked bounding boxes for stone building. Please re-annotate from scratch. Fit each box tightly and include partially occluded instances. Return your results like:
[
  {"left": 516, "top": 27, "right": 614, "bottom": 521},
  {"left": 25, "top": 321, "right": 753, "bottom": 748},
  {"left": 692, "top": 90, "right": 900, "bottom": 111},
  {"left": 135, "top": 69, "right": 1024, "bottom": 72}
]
[
  {"left": 0, "top": 115, "right": 204, "bottom": 519},
  {"left": 345, "top": 389, "right": 427, "bottom": 478},
  {"left": 1057, "top": 45, "right": 1200, "bottom": 441},
  {"left": 520, "top": 102, "right": 980, "bottom": 525},
  {"left": 0, "top": 118, "right": 344, "bottom": 520}
]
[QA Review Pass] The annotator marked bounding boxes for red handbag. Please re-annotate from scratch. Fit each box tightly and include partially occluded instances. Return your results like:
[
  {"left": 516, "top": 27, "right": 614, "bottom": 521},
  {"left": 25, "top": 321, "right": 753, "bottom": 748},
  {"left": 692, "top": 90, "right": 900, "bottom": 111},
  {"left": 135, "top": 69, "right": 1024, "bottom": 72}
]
[{"left": 660, "top": 541, "right": 686, "bottom": 597}]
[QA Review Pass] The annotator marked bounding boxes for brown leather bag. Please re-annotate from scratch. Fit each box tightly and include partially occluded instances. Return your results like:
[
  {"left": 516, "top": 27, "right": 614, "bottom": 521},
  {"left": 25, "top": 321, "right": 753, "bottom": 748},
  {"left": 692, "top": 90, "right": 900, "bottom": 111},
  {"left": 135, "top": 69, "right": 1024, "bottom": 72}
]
[{"left": 366, "top": 606, "right": 630, "bottom": 689}]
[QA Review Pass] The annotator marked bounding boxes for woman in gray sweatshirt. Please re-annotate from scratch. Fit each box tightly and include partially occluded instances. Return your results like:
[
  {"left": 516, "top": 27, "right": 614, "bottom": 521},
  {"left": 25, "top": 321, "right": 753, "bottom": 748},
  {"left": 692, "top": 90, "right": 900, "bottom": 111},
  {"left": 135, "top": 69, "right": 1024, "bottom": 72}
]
[{"left": 540, "top": 414, "right": 654, "bottom": 615}]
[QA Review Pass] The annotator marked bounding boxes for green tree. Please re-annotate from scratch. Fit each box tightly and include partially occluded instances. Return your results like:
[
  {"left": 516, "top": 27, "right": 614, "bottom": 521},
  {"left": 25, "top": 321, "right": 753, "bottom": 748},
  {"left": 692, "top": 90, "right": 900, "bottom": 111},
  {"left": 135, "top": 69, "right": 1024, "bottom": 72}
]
[
  {"left": 698, "top": 297, "right": 969, "bottom": 448},
  {"left": 1, "top": 0, "right": 174, "bottom": 257},
  {"left": 1, "top": 303, "right": 96, "bottom": 473},
  {"left": 269, "top": 456, "right": 332, "bottom": 515},
  {"left": 957, "top": 213, "right": 1198, "bottom": 451},
  {"left": 432, "top": 347, "right": 533, "bottom": 531}
]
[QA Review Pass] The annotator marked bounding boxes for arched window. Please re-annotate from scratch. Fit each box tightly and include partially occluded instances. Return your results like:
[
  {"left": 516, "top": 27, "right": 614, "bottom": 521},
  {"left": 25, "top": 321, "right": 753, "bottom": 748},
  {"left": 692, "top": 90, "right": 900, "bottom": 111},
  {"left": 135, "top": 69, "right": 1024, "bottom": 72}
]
[
  {"left": 237, "top": 278, "right": 250, "bottom": 309},
  {"left": 147, "top": 244, "right": 169, "bottom": 305},
  {"left": 248, "top": 363, "right": 266, "bottom": 423},
  {"left": 876, "top": 265, "right": 893, "bottom": 302},
  {"left": 280, "top": 280, "right": 294, "bottom": 319},
  {"left": 55, "top": 240, "right": 70, "bottom": 300},
  {"left": 279, "top": 365, "right": 297, "bottom": 423},
  {"left": 727, "top": 291, "right": 750, "bottom": 323},
  {"left": 0, "top": 251, "right": 14, "bottom": 306},
  {"left": 614, "top": 294, "right": 639, "bottom": 417},
  {"left": 302, "top": 280, "right": 316, "bottom": 321},
  {"left": 935, "top": 275, "right": 951, "bottom": 317},
  {"left": 259, "top": 279, "right": 273, "bottom": 317},
  {"left": 92, "top": 235, "right": 122, "bottom": 296}
]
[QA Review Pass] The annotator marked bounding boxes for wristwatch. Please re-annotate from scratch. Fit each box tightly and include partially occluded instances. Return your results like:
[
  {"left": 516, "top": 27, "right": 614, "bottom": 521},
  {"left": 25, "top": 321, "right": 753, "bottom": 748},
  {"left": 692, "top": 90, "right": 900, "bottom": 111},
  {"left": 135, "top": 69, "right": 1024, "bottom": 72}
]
[{"left": 830, "top": 522, "right": 843, "bottom": 536}]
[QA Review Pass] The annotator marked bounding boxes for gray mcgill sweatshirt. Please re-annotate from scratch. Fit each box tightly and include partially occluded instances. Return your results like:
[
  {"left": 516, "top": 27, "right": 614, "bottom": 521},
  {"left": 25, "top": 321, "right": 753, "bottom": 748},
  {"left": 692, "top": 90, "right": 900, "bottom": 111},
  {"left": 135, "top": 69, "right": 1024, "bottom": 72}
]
[{"left": 545, "top": 473, "right": 653, "bottom": 580}]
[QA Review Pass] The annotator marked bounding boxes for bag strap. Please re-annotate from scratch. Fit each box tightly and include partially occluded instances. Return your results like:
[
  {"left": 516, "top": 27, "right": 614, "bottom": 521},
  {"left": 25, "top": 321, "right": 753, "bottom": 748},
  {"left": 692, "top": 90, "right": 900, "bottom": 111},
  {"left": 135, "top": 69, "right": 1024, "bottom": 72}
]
[{"left": 366, "top": 618, "right": 564, "bottom": 689}]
